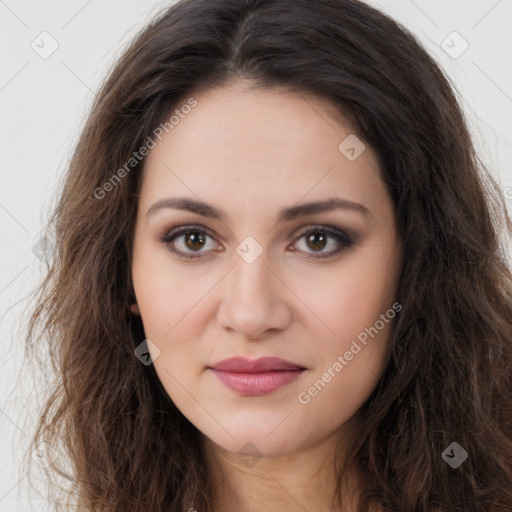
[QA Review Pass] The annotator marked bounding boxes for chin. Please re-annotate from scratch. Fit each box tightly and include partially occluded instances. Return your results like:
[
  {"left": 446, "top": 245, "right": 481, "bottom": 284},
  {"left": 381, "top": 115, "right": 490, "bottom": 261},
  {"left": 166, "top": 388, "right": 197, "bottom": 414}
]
[{"left": 201, "top": 423, "right": 305, "bottom": 460}]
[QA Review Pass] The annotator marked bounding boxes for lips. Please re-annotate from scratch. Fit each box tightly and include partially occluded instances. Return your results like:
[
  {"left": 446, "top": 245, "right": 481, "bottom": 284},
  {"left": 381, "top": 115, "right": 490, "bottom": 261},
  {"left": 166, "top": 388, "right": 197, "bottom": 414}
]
[
  {"left": 209, "top": 357, "right": 306, "bottom": 395},
  {"left": 211, "top": 356, "right": 305, "bottom": 373}
]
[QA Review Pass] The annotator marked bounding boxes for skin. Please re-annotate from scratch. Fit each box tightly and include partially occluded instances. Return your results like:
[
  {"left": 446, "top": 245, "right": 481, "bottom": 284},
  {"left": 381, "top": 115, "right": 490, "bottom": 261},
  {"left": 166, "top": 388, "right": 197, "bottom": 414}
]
[{"left": 130, "top": 80, "right": 402, "bottom": 511}]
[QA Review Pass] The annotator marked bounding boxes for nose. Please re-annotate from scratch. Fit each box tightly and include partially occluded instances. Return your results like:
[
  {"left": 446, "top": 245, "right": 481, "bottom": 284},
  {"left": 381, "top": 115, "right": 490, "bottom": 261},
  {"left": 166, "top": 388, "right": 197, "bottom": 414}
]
[{"left": 216, "top": 251, "right": 292, "bottom": 340}]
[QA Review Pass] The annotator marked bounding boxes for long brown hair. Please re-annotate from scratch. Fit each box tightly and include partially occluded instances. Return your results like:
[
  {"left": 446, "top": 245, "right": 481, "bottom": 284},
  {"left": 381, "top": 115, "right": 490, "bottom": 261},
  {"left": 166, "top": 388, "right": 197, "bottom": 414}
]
[{"left": 22, "top": 0, "right": 512, "bottom": 510}]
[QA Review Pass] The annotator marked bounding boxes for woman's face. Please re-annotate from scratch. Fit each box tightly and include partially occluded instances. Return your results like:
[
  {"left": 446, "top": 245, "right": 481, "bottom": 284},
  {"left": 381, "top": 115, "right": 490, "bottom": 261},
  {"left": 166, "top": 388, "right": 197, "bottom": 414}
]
[{"left": 130, "top": 80, "right": 403, "bottom": 458}]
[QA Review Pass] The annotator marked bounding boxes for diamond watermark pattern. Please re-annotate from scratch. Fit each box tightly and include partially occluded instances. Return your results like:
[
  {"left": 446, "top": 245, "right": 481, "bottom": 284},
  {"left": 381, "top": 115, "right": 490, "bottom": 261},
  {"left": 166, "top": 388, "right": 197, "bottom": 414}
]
[
  {"left": 32, "top": 236, "right": 56, "bottom": 262},
  {"left": 30, "top": 31, "right": 59, "bottom": 59},
  {"left": 236, "top": 441, "right": 262, "bottom": 468},
  {"left": 338, "top": 134, "right": 366, "bottom": 161},
  {"left": 441, "top": 441, "right": 468, "bottom": 468},
  {"left": 441, "top": 31, "right": 469, "bottom": 59},
  {"left": 134, "top": 338, "right": 161, "bottom": 366},
  {"left": 236, "top": 236, "right": 263, "bottom": 264}
]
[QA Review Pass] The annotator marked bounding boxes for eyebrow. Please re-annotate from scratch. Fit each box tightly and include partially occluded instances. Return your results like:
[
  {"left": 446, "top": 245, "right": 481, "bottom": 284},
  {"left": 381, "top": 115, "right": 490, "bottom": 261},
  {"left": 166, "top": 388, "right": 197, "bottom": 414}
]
[{"left": 146, "top": 196, "right": 371, "bottom": 222}]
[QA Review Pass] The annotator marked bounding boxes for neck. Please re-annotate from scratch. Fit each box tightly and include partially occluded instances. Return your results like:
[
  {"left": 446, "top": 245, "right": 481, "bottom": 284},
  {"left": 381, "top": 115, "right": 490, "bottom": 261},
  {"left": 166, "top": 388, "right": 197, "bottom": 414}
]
[{"left": 202, "top": 427, "right": 363, "bottom": 512}]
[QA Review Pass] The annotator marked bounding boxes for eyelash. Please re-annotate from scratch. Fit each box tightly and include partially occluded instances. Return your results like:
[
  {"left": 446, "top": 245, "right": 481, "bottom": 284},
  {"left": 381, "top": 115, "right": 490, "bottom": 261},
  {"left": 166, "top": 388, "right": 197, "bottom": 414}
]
[{"left": 159, "top": 224, "right": 354, "bottom": 261}]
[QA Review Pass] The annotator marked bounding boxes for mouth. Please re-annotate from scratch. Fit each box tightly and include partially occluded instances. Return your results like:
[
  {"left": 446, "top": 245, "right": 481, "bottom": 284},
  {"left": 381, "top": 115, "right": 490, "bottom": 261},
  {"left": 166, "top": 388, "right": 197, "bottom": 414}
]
[{"left": 208, "top": 356, "right": 306, "bottom": 396}]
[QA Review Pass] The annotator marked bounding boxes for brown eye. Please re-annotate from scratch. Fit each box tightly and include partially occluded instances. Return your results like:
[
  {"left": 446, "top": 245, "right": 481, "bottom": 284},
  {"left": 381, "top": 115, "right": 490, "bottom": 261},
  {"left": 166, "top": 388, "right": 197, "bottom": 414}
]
[
  {"left": 184, "top": 231, "right": 207, "bottom": 251},
  {"left": 160, "top": 224, "right": 354, "bottom": 261},
  {"left": 160, "top": 226, "right": 220, "bottom": 260},
  {"left": 305, "top": 231, "right": 328, "bottom": 252},
  {"left": 292, "top": 226, "right": 354, "bottom": 259}
]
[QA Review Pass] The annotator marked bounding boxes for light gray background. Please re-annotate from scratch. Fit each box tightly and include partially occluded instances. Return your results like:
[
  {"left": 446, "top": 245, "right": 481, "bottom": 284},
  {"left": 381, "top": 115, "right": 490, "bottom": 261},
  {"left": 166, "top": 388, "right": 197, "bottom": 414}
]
[{"left": 1, "top": 1, "right": 511, "bottom": 509}]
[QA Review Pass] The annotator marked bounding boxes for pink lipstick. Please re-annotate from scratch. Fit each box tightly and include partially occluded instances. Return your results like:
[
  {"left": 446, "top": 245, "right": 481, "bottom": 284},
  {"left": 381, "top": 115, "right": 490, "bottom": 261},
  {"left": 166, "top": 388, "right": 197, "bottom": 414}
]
[{"left": 210, "top": 357, "right": 305, "bottom": 396}]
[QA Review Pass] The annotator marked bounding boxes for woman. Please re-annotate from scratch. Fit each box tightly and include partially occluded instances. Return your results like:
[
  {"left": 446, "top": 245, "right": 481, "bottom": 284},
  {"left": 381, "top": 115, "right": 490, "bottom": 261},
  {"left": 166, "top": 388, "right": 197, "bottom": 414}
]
[{"left": 24, "top": 0, "right": 512, "bottom": 510}]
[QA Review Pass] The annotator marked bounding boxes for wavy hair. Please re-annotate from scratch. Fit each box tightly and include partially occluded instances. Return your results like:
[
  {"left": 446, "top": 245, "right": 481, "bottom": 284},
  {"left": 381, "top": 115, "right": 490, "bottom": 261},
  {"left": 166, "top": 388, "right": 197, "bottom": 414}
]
[{"left": 23, "top": 0, "right": 512, "bottom": 510}]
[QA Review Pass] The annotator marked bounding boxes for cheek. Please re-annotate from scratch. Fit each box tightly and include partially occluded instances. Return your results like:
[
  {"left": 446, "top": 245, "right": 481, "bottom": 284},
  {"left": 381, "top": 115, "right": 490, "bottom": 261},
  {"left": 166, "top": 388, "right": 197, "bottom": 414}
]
[
  {"left": 298, "top": 241, "right": 399, "bottom": 407},
  {"left": 305, "top": 242, "right": 400, "bottom": 344},
  {"left": 131, "top": 246, "right": 213, "bottom": 382},
  {"left": 297, "top": 313, "right": 393, "bottom": 430},
  {"left": 132, "top": 247, "right": 207, "bottom": 335}
]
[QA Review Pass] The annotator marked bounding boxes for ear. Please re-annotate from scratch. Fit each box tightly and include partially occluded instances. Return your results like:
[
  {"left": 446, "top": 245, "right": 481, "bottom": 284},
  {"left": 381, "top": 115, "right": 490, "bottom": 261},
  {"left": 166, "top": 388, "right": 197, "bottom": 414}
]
[{"left": 130, "top": 303, "right": 140, "bottom": 315}]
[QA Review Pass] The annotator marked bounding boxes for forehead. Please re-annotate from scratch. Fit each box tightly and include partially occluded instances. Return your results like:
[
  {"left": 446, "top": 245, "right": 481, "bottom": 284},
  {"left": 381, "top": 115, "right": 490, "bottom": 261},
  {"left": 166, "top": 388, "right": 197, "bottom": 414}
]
[{"left": 139, "top": 82, "right": 386, "bottom": 218}]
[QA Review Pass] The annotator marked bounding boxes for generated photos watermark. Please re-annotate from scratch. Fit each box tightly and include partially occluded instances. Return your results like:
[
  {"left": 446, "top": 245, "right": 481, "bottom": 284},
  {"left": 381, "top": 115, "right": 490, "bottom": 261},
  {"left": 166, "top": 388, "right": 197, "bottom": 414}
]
[
  {"left": 93, "top": 97, "right": 198, "bottom": 200},
  {"left": 297, "top": 302, "right": 402, "bottom": 405}
]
